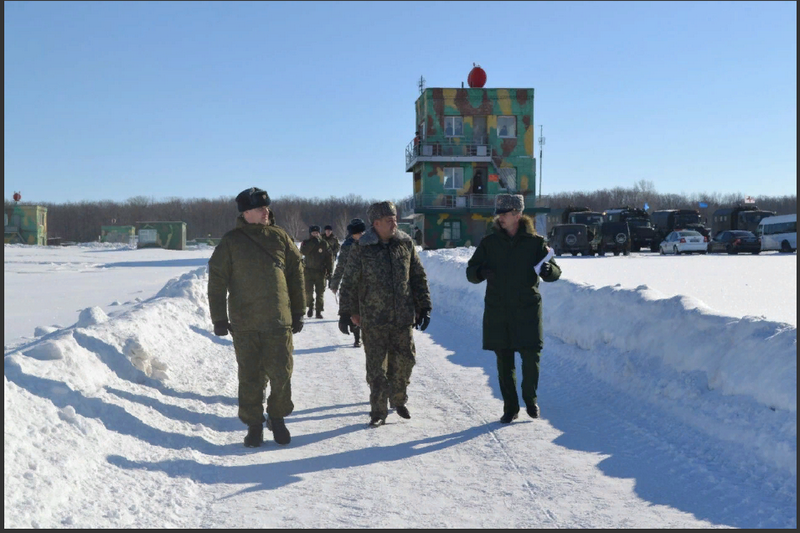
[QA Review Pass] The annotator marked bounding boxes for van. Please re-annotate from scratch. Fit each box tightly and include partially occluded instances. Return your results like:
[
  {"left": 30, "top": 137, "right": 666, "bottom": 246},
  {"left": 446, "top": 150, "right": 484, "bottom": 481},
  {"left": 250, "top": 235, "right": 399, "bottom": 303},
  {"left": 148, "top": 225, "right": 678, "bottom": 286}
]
[{"left": 756, "top": 214, "right": 796, "bottom": 253}]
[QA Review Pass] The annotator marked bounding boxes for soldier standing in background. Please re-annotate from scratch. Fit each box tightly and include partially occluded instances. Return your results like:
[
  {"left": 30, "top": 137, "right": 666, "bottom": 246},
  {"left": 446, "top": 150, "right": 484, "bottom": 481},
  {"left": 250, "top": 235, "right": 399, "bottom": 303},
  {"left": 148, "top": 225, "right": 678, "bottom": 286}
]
[
  {"left": 322, "top": 224, "right": 341, "bottom": 260},
  {"left": 466, "top": 194, "right": 561, "bottom": 424},
  {"left": 207, "top": 187, "right": 305, "bottom": 447},
  {"left": 338, "top": 201, "right": 432, "bottom": 427},
  {"left": 300, "top": 225, "right": 333, "bottom": 319},
  {"left": 329, "top": 217, "right": 366, "bottom": 348}
]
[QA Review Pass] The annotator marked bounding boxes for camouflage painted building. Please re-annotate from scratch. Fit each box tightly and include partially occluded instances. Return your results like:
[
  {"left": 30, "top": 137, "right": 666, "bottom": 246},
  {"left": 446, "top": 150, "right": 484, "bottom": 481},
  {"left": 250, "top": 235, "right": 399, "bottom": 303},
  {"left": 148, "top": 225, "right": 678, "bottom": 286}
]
[
  {"left": 405, "top": 86, "right": 546, "bottom": 249},
  {"left": 4, "top": 204, "right": 47, "bottom": 245},
  {"left": 101, "top": 225, "right": 136, "bottom": 244},
  {"left": 135, "top": 221, "right": 187, "bottom": 250}
]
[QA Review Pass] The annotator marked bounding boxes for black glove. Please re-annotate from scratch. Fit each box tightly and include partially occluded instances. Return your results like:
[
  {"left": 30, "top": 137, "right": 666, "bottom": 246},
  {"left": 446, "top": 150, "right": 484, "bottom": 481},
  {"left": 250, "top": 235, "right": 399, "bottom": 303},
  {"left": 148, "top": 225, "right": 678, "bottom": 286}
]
[
  {"left": 477, "top": 265, "right": 496, "bottom": 282},
  {"left": 415, "top": 309, "right": 431, "bottom": 331},
  {"left": 338, "top": 314, "right": 351, "bottom": 335},
  {"left": 213, "top": 321, "right": 232, "bottom": 336},
  {"left": 540, "top": 262, "right": 552, "bottom": 277},
  {"left": 291, "top": 314, "right": 304, "bottom": 334}
]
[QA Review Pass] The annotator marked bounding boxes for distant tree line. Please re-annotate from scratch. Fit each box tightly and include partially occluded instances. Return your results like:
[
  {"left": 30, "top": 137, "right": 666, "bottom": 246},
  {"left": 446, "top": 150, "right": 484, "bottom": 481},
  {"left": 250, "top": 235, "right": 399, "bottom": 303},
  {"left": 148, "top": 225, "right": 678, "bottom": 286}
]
[
  {"left": 4, "top": 194, "right": 411, "bottom": 243},
  {"left": 4, "top": 181, "right": 795, "bottom": 243}
]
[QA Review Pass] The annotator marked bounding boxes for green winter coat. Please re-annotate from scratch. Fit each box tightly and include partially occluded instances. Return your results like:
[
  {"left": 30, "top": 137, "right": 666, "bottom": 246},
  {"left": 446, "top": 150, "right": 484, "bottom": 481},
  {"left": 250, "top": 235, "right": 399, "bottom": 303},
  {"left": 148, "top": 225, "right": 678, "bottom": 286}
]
[
  {"left": 328, "top": 235, "right": 355, "bottom": 291},
  {"left": 208, "top": 216, "right": 305, "bottom": 331},
  {"left": 466, "top": 216, "right": 561, "bottom": 351},
  {"left": 300, "top": 236, "right": 334, "bottom": 275},
  {"left": 322, "top": 233, "right": 341, "bottom": 258},
  {"left": 339, "top": 228, "right": 431, "bottom": 329}
]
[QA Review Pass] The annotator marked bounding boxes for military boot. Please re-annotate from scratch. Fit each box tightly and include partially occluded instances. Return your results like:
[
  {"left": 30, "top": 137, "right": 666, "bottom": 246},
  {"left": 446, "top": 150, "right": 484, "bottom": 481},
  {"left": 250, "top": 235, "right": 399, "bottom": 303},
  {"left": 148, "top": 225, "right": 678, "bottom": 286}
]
[
  {"left": 267, "top": 416, "right": 291, "bottom": 445},
  {"left": 243, "top": 424, "right": 263, "bottom": 447},
  {"left": 315, "top": 311, "right": 323, "bottom": 319},
  {"left": 526, "top": 400, "right": 540, "bottom": 419},
  {"left": 395, "top": 405, "right": 411, "bottom": 419},
  {"left": 369, "top": 415, "right": 386, "bottom": 427},
  {"left": 499, "top": 411, "right": 519, "bottom": 424},
  {"left": 353, "top": 329, "right": 361, "bottom": 348},
  {"left": 307, "top": 307, "right": 313, "bottom": 318}
]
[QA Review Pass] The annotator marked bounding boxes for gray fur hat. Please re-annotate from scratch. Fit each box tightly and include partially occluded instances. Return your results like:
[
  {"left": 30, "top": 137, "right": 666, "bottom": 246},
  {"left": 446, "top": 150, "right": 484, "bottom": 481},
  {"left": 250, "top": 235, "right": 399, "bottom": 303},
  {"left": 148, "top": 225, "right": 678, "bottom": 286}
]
[
  {"left": 494, "top": 193, "right": 524, "bottom": 214},
  {"left": 367, "top": 201, "right": 397, "bottom": 223}
]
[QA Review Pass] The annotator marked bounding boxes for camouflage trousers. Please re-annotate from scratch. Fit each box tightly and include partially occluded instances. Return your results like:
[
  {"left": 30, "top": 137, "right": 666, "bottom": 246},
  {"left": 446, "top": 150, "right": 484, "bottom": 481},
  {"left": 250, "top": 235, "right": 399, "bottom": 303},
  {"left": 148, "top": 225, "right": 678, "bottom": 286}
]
[
  {"left": 304, "top": 268, "right": 327, "bottom": 311},
  {"left": 361, "top": 325, "right": 416, "bottom": 419},
  {"left": 494, "top": 349, "right": 540, "bottom": 415},
  {"left": 232, "top": 328, "right": 294, "bottom": 426}
]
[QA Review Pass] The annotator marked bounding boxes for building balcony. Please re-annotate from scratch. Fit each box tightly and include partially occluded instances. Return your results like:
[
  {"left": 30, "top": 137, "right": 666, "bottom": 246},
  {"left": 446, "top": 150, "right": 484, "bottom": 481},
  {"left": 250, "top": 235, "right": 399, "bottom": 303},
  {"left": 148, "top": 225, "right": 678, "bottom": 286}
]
[
  {"left": 414, "top": 192, "right": 540, "bottom": 213},
  {"left": 406, "top": 139, "right": 493, "bottom": 171}
]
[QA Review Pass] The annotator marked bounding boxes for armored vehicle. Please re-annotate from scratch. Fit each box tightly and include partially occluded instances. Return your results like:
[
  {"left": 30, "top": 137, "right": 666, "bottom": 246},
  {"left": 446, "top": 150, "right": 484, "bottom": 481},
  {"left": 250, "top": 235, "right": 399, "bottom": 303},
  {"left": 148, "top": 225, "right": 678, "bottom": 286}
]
[
  {"left": 596, "top": 221, "right": 631, "bottom": 256},
  {"left": 550, "top": 224, "right": 597, "bottom": 256},
  {"left": 603, "top": 206, "right": 656, "bottom": 252},
  {"left": 711, "top": 204, "right": 775, "bottom": 238}
]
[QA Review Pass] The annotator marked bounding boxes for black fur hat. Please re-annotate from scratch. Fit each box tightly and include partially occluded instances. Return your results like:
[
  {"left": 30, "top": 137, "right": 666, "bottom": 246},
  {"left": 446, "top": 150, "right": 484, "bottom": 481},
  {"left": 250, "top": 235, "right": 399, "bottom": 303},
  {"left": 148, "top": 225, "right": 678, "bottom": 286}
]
[
  {"left": 347, "top": 218, "right": 366, "bottom": 235},
  {"left": 235, "top": 187, "right": 270, "bottom": 213},
  {"left": 324, "top": 225, "right": 333, "bottom": 231},
  {"left": 309, "top": 225, "right": 321, "bottom": 234}
]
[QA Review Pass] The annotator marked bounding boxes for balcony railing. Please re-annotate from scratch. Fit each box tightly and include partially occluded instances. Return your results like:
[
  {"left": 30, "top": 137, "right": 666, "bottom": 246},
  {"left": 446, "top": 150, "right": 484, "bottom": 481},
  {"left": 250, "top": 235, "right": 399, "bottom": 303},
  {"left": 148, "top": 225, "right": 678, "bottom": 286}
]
[
  {"left": 406, "top": 139, "right": 493, "bottom": 170},
  {"left": 414, "top": 192, "right": 538, "bottom": 211}
]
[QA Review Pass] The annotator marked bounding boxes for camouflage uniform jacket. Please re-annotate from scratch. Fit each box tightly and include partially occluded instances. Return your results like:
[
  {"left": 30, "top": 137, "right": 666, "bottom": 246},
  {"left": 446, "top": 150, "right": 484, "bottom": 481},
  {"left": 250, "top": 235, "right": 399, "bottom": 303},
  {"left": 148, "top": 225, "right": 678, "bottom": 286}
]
[
  {"left": 328, "top": 235, "right": 355, "bottom": 292},
  {"left": 322, "top": 233, "right": 341, "bottom": 258},
  {"left": 208, "top": 216, "right": 305, "bottom": 331},
  {"left": 466, "top": 216, "right": 561, "bottom": 351},
  {"left": 338, "top": 228, "right": 431, "bottom": 329},
  {"left": 300, "top": 236, "right": 334, "bottom": 274}
]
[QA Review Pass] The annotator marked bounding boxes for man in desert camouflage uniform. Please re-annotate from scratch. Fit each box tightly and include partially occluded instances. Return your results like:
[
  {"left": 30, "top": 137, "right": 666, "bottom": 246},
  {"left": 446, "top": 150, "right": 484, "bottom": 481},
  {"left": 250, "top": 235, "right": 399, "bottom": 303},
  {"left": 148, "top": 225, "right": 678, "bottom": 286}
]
[{"left": 338, "top": 201, "right": 432, "bottom": 427}]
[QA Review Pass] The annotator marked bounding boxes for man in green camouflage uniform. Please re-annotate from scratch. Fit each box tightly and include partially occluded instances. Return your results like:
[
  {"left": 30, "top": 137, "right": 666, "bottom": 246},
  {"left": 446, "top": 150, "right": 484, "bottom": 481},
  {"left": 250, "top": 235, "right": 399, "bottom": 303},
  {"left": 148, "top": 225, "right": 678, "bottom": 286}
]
[
  {"left": 207, "top": 187, "right": 306, "bottom": 447},
  {"left": 300, "top": 225, "right": 334, "bottom": 319},
  {"left": 329, "top": 218, "right": 366, "bottom": 348},
  {"left": 338, "top": 201, "right": 432, "bottom": 427},
  {"left": 466, "top": 194, "right": 561, "bottom": 424},
  {"left": 322, "top": 224, "right": 341, "bottom": 259}
]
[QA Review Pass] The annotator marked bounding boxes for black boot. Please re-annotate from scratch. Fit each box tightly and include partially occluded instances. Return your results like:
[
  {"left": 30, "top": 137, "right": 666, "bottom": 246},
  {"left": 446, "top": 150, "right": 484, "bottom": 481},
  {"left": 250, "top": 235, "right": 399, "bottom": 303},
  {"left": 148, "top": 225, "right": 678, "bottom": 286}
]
[
  {"left": 243, "top": 424, "right": 263, "bottom": 447},
  {"left": 526, "top": 400, "right": 540, "bottom": 419},
  {"left": 500, "top": 411, "right": 519, "bottom": 424},
  {"left": 306, "top": 307, "right": 313, "bottom": 318},
  {"left": 315, "top": 311, "right": 323, "bottom": 319},
  {"left": 353, "top": 329, "right": 361, "bottom": 347},
  {"left": 395, "top": 405, "right": 411, "bottom": 419},
  {"left": 369, "top": 415, "right": 386, "bottom": 427},
  {"left": 267, "top": 416, "right": 291, "bottom": 445}
]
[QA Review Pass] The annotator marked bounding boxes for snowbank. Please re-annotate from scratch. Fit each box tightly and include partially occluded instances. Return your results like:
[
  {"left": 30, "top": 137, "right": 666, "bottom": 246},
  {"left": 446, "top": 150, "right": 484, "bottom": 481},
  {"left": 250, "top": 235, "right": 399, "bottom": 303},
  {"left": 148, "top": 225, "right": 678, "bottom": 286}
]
[{"left": 419, "top": 248, "right": 797, "bottom": 414}]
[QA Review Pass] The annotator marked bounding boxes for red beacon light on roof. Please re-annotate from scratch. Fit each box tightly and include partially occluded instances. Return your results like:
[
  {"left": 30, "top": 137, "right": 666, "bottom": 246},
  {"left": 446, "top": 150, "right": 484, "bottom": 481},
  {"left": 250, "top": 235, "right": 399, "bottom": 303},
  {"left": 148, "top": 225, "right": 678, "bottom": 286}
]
[{"left": 468, "top": 63, "right": 486, "bottom": 88}]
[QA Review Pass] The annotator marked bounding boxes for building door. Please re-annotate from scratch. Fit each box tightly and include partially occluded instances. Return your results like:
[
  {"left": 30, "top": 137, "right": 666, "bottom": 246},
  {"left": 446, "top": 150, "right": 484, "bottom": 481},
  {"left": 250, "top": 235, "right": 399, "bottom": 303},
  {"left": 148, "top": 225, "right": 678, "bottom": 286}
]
[
  {"left": 472, "top": 168, "right": 486, "bottom": 194},
  {"left": 473, "top": 116, "right": 487, "bottom": 144}
]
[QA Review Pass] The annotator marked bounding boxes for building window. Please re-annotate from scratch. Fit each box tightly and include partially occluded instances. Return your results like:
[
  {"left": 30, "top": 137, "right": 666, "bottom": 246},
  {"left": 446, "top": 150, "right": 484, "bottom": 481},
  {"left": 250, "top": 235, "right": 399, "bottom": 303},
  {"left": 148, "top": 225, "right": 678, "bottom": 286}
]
[
  {"left": 497, "top": 168, "right": 516, "bottom": 190},
  {"left": 445, "top": 117, "right": 463, "bottom": 137},
  {"left": 444, "top": 167, "right": 464, "bottom": 189},
  {"left": 498, "top": 116, "right": 516, "bottom": 138},
  {"left": 442, "top": 220, "right": 461, "bottom": 241}
]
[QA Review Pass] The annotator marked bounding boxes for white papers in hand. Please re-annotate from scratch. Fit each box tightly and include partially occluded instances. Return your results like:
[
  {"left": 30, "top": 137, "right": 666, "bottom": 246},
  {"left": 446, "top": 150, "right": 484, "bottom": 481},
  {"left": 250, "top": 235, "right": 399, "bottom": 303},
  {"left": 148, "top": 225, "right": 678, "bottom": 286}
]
[{"left": 534, "top": 247, "right": 555, "bottom": 275}]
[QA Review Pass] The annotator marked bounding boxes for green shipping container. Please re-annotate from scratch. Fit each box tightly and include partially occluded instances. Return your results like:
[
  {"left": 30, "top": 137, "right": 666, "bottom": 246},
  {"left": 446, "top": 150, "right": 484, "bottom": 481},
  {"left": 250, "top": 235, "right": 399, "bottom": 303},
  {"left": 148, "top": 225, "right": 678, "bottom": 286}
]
[{"left": 135, "top": 221, "right": 187, "bottom": 250}]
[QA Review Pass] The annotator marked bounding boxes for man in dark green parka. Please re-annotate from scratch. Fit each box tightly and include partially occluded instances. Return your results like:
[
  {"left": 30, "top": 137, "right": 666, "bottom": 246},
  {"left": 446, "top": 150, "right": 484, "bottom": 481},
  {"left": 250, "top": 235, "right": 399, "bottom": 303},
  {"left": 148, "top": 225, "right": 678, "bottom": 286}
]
[
  {"left": 466, "top": 193, "right": 561, "bottom": 423},
  {"left": 208, "top": 187, "right": 306, "bottom": 447}
]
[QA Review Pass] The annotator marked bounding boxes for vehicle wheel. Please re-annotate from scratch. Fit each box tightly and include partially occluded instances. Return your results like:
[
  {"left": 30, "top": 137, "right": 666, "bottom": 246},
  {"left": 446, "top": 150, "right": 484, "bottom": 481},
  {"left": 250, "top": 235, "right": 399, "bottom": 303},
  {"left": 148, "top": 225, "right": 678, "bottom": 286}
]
[
  {"left": 555, "top": 251, "right": 562, "bottom": 257},
  {"left": 726, "top": 245, "right": 735, "bottom": 255},
  {"left": 752, "top": 251, "right": 760, "bottom": 255},
  {"left": 632, "top": 245, "right": 640, "bottom": 253},
  {"left": 781, "top": 240, "right": 792, "bottom": 253},
  {"left": 623, "top": 250, "right": 630, "bottom": 256},
  {"left": 571, "top": 252, "right": 578, "bottom": 256},
  {"left": 673, "top": 246, "right": 679, "bottom": 255},
  {"left": 651, "top": 244, "right": 659, "bottom": 253},
  {"left": 660, "top": 246, "right": 665, "bottom": 255}
]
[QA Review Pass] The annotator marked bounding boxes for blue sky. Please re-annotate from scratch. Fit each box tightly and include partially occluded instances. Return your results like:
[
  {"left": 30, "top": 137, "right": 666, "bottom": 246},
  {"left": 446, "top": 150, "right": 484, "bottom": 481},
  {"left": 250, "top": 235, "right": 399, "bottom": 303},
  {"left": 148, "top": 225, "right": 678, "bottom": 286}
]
[{"left": 4, "top": 1, "right": 796, "bottom": 204}]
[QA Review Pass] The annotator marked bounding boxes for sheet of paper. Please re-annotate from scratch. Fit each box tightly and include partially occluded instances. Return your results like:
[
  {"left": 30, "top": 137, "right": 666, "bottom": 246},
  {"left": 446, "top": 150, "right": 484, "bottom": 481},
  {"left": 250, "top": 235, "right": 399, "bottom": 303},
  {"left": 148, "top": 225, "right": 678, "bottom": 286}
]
[{"left": 534, "top": 247, "right": 554, "bottom": 275}]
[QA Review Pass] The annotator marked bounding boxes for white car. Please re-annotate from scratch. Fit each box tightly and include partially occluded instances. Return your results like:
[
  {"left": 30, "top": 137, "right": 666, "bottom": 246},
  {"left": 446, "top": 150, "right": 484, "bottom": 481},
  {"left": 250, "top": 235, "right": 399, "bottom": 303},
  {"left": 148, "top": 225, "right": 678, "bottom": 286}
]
[{"left": 659, "top": 230, "right": 708, "bottom": 255}]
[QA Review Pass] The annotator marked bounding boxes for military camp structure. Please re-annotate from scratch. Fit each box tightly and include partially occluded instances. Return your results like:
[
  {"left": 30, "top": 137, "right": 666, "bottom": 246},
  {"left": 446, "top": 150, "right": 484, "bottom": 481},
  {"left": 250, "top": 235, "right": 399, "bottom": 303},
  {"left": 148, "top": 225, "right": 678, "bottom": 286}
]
[
  {"left": 4, "top": 204, "right": 47, "bottom": 245},
  {"left": 136, "top": 221, "right": 187, "bottom": 250},
  {"left": 101, "top": 225, "right": 136, "bottom": 244},
  {"left": 405, "top": 86, "right": 547, "bottom": 249}
]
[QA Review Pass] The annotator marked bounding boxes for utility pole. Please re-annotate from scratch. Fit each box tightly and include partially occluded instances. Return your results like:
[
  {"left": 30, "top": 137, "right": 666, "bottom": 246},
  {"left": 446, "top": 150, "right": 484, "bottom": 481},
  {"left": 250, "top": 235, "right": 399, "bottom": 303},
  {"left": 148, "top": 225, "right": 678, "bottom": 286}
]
[{"left": 538, "top": 125, "right": 545, "bottom": 202}]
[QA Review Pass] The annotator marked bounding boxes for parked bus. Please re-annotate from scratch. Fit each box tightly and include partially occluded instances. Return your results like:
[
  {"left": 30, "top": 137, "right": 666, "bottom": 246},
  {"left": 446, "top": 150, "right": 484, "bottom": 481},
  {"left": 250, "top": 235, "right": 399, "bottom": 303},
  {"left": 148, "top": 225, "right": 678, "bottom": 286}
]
[{"left": 756, "top": 214, "right": 796, "bottom": 253}]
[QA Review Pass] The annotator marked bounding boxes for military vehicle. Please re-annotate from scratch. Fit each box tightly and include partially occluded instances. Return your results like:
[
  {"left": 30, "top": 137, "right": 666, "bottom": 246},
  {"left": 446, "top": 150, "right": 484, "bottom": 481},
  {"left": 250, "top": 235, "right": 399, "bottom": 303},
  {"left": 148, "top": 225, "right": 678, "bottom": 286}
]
[
  {"left": 710, "top": 204, "right": 775, "bottom": 238},
  {"left": 550, "top": 224, "right": 597, "bottom": 256},
  {"left": 651, "top": 209, "right": 709, "bottom": 251},
  {"left": 603, "top": 206, "right": 656, "bottom": 252},
  {"left": 596, "top": 221, "right": 631, "bottom": 256}
]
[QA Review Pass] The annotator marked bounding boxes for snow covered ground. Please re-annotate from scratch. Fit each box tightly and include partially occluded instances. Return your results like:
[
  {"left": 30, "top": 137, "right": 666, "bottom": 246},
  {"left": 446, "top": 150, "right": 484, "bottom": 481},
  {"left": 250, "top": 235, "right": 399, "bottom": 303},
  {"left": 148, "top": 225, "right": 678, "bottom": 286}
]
[{"left": 4, "top": 242, "right": 796, "bottom": 528}]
